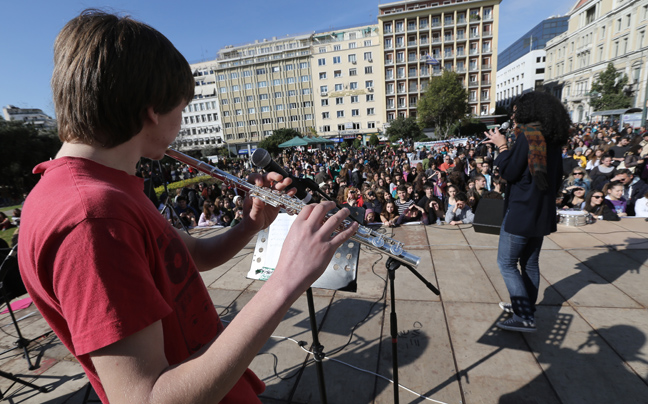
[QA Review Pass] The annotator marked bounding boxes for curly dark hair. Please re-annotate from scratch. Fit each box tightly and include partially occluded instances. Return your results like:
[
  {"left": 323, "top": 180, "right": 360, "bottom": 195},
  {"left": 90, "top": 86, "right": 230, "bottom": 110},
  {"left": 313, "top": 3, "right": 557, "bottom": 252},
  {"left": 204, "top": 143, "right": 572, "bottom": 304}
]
[{"left": 511, "top": 91, "right": 571, "bottom": 147}]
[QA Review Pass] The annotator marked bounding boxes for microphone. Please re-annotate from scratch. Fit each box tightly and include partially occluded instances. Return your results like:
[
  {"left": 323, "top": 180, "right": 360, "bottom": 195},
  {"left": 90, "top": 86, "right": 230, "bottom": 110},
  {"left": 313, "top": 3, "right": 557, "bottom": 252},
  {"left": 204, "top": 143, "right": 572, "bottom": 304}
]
[
  {"left": 251, "top": 148, "right": 312, "bottom": 203},
  {"left": 476, "top": 121, "right": 510, "bottom": 147}
]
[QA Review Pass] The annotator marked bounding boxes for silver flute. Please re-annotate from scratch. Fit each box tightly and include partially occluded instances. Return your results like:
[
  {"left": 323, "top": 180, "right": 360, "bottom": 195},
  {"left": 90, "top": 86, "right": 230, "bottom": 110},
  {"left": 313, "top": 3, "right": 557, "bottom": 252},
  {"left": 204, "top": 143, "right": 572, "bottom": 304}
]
[{"left": 165, "top": 148, "right": 420, "bottom": 267}]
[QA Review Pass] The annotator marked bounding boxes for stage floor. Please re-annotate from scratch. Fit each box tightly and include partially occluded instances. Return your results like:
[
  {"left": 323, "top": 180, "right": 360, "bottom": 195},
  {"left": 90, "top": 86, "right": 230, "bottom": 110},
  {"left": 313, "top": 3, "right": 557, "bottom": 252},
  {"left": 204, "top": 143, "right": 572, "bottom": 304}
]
[{"left": 1, "top": 218, "right": 647, "bottom": 403}]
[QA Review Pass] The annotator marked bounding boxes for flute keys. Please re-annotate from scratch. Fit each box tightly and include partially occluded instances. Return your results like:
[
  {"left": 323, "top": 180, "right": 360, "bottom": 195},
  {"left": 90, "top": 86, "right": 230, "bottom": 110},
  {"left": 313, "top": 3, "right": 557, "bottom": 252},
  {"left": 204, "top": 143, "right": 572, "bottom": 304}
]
[
  {"left": 372, "top": 236, "right": 385, "bottom": 248},
  {"left": 390, "top": 244, "right": 403, "bottom": 256}
]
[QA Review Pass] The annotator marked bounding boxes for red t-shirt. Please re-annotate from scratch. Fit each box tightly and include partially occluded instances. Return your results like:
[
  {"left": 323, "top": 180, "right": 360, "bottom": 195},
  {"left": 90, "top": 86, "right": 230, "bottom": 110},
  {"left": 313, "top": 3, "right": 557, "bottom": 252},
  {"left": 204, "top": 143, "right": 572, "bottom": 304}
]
[{"left": 18, "top": 157, "right": 264, "bottom": 403}]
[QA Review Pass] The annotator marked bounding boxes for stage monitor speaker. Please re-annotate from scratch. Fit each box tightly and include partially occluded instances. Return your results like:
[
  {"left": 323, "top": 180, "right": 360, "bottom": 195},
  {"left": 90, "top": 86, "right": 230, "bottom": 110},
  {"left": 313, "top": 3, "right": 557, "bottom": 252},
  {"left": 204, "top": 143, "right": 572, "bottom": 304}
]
[{"left": 473, "top": 198, "right": 504, "bottom": 235}]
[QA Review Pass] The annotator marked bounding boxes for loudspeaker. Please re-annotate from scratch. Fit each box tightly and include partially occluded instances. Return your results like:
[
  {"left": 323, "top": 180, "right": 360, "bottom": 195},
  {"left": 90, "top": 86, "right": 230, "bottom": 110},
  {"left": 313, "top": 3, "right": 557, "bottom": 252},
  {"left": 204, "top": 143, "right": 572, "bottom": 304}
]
[{"left": 473, "top": 198, "right": 504, "bottom": 235}]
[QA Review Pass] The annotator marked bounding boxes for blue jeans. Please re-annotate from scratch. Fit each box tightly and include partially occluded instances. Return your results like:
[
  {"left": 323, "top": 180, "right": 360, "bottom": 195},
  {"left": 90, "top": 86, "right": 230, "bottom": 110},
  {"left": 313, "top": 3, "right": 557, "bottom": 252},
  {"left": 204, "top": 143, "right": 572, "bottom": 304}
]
[{"left": 497, "top": 214, "right": 544, "bottom": 322}]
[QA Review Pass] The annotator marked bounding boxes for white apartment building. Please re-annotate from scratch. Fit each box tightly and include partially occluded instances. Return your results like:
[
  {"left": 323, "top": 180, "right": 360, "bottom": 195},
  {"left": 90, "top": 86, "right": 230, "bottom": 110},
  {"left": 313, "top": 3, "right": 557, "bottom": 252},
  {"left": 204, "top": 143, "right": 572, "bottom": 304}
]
[
  {"left": 496, "top": 50, "right": 546, "bottom": 109},
  {"left": 2, "top": 105, "right": 56, "bottom": 130},
  {"left": 311, "top": 24, "right": 384, "bottom": 142},
  {"left": 544, "top": 0, "right": 648, "bottom": 123},
  {"left": 378, "top": 0, "right": 502, "bottom": 123},
  {"left": 172, "top": 61, "right": 223, "bottom": 152}
]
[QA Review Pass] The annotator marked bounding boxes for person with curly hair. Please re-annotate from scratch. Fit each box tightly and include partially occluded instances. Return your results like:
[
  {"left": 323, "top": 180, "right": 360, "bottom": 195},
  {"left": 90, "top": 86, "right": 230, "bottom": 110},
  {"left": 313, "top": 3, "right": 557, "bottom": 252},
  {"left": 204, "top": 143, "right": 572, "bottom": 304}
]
[{"left": 483, "top": 91, "right": 570, "bottom": 333}]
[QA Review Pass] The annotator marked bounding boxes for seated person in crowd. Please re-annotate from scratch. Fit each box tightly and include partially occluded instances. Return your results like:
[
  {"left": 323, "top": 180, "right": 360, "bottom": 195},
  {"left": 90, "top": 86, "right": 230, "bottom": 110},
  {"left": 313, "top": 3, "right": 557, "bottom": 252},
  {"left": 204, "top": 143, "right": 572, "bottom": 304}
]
[
  {"left": 590, "top": 155, "right": 617, "bottom": 190},
  {"left": 584, "top": 190, "right": 620, "bottom": 221},
  {"left": 445, "top": 192, "right": 475, "bottom": 225},
  {"left": 560, "top": 186, "right": 587, "bottom": 210},
  {"left": 611, "top": 169, "right": 648, "bottom": 216},
  {"left": 423, "top": 196, "right": 445, "bottom": 225},
  {"left": 561, "top": 167, "right": 591, "bottom": 193},
  {"left": 603, "top": 181, "right": 627, "bottom": 217},
  {"left": 380, "top": 201, "right": 399, "bottom": 227},
  {"left": 174, "top": 195, "right": 199, "bottom": 227},
  {"left": 198, "top": 201, "right": 219, "bottom": 227},
  {"left": 394, "top": 184, "right": 425, "bottom": 225},
  {"left": 634, "top": 191, "right": 648, "bottom": 217},
  {"left": 362, "top": 189, "right": 382, "bottom": 214}
]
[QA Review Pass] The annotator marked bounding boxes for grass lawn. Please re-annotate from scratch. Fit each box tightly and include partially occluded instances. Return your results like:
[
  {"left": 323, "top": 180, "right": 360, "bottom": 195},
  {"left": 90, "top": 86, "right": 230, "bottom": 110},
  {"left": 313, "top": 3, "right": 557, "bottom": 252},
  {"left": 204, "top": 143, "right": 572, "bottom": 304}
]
[
  {"left": 0, "top": 227, "right": 17, "bottom": 247},
  {"left": 1, "top": 204, "right": 22, "bottom": 214}
]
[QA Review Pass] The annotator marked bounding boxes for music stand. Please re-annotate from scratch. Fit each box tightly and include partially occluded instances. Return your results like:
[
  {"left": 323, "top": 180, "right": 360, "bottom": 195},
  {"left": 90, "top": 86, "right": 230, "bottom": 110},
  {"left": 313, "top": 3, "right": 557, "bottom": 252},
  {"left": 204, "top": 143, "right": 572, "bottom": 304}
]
[{"left": 0, "top": 243, "right": 49, "bottom": 398}]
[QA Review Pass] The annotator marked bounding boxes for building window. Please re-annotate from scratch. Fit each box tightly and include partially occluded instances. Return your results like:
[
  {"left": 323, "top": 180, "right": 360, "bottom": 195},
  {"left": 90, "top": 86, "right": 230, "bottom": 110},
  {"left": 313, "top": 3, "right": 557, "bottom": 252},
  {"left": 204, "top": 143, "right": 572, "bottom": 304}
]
[
  {"left": 302, "top": 88, "right": 311, "bottom": 95},
  {"left": 245, "top": 83, "right": 253, "bottom": 90},
  {"left": 367, "top": 108, "right": 375, "bottom": 115},
  {"left": 367, "top": 122, "right": 375, "bottom": 129},
  {"left": 261, "top": 106, "right": 270, "bottom": 112},
  {"left": 364, "top": 40, "right": 372, "bottom": 46},
  {"left": 322, "top": 112, "right": 330, "bottom": 119},
  {"left": 333, "top": 56, "right": 341, "bottom": 64},
  {"left": 350, "top": 82, "right": 358, "bottom": 90},
  {"left": 319, "top": 72, "right": 327, "bottom": 79},
  {"left": 318, "top": 58, "right": 326, "bottom": 66},
  {"left": 351, "top": 95, "right": 358, "bottom": 103},
  {"left": 334, "top": 70, "right": 342, "bottom": 78},
  {"left": 351, "top": 109, "right": 359, "bottom": 116},
  {"left": 336, "top": 97, "right": 343, "bottom": 105},
  {"left": 300, "top": 62, "right": 308, "bottom": 69},
  {"left": 322, "top": 125, "right": 330, "bottom": 132},
  {"left": 286, "top": 77, "right": 295, "bottom": 84},
  {"left": 273, "top": 79, "right": 281, "bottom": 86},
  {"left": 321, "top": 99, "right": 328, "bottom": 106},
  {"left": 349, "top": 68, "right": 357, "bottom": 76},
  {"left": 274, "top": 92, "right": 282, "bottom": 98},
  {"left": 276, "top": 104, "right": 283, "bottom": 111},
  {"left": 366, "top": 94, "right": 374, "bottom": 102},
  {"left": 248, "top": 108, "right": 255, "bottom": 114},
  {"left": 301, "top": 75, "right": 309, "bottom": 82},
  {"left": 366, "top": 80, "right": 374, "bottom": 88},
  {"left": 348, "top": 54, "right": 357, "bottom": 63},
  {"left": 304, "top": 114, "right": 313, "bottom": 120},
  {"left": 337, "top": 111, "right": 344, "bottom": 118},
  {"left": 256, "top": 68, "right": 266, "bottom": 75},
  {"left": 349, "top": 42, "right": 357, "bottom": 49},
  {"left": 333, "top": 45, "right": 341, "bottom": 51},
  {"left": 335, "top": 84, "right": 343, "bottom": 91},
  {"left": 365, "top": 66, "right": 373, "bottom": 74},
  {"left": 288, "top": 90, "right": 296, "bottom": 96}
]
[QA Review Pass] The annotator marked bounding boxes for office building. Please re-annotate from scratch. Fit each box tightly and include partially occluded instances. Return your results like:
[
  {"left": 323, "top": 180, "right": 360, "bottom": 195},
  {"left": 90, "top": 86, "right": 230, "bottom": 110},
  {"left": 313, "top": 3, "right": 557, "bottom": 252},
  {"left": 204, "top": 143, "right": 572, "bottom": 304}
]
[
  {"left": 544, "top": 0, "right": 648, "bottom": 123},
  {"left": 378, "top": 0, "right": 502, "bottom": 123},
  {"left": 496, "top": 16, "right": 569, "bottom": 108},
  {"left": 311, "top": 24, "right": 384, "bottom": 142}
]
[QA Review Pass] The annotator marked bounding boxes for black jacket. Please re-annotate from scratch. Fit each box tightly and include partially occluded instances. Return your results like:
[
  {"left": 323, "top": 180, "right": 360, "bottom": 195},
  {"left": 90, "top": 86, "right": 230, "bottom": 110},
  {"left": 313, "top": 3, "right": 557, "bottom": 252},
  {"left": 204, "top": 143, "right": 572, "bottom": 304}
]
[{"left": 495, "top": 131, "right": 562, "bottom": 237}]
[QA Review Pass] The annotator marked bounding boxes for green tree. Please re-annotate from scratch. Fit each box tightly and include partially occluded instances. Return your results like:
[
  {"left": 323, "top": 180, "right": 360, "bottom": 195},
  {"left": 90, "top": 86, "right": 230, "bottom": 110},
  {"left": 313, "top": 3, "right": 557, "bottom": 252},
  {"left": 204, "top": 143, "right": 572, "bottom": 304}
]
[
  {"left": 368, "top": 133, "right": 380, "bottom": 146},
  {"left": 417, "top": 70, "right": 469, "bottom": 139},
  {"left": 0, "top": 121, "right": 61, "bottom": 198},
  {"left": 589, "top": 63, "right": 633, "bottom": 111},
  {"left": 257, "top": 128, "right": 302, "bottom": 155},
  {"left": 385, "top": 116, "right": 422, "bottom": 142},
  {"left": 452, "top": 117, "right": 488, "bottom": 138}
]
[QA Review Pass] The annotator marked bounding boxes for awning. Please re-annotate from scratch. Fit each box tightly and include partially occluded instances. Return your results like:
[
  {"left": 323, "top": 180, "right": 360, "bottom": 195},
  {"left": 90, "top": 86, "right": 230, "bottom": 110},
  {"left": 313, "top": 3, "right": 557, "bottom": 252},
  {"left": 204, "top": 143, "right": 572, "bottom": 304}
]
[{"left": 591, "top": 108, "right": 642, "bottom": 116}]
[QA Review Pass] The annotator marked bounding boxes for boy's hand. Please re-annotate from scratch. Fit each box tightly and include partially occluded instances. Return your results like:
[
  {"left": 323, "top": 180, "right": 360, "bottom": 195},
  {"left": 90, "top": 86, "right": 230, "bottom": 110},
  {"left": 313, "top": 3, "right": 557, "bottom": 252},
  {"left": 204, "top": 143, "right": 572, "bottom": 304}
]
[{"left": 241, "top": 172, "right": 295, "bottom": 233}]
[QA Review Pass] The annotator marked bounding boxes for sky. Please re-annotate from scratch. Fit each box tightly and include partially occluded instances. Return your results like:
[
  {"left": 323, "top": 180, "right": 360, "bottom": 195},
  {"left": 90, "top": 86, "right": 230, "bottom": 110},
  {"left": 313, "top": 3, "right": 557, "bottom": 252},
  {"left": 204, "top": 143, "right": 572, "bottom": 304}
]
[{"left": 0, "top": 0, "right": 575, "bottom": 118}]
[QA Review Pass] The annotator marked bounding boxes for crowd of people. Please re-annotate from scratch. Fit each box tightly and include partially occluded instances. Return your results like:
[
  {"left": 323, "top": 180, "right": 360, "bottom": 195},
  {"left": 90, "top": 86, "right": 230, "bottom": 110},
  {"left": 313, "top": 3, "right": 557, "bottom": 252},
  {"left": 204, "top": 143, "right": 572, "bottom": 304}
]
[{"left": 147, "top": 121, "right": 648, "bottom": 230}]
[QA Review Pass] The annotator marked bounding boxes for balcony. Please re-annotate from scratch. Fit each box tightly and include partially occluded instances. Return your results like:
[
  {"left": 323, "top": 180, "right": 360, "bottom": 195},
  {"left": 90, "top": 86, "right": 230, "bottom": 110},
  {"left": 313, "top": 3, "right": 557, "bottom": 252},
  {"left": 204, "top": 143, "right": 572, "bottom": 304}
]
[
  {"left": 431, "top": 22, "right": 442, "bottom": 28},
  {"left": 456, "top": 51, "right": 466, "bottom": 57},
  {"left": 408, "top": 57, "right": 418, "bottom": 62},
  {"left": 444, "top": 19, "right": 454, "bottom": 26},
  {"left": 420, "top": 23, "right": 429, "bottom": 30},
  {"left": 482, "top": 63, "right": 492, "bottom": 70},
  {"left": 385, "top": 59, "right": 394, "bottom": 65},
  {"left": 444, "top": 53, "right": 454, "bottom": 59},
  {"left": 396, "top": 58, "right": 405, "bottom": 64},
  {"left": 396, "top": 42, "right": 405, "bottom": 49},
  {"left": 409, "top": 86, "right": 418, "bottom": 93},
  {"left": 444, "top": 37, "right": 454, "bottom": 43},
  {"left": 468, "top": 96, "right": 478, "bottom": 103},
  {"left": 384, "top": 45, "right": 393, "bottom": 50},
  {"left": 456, "top": 18, "right": 467, "bottom": 26},
  {"left": 481, "top": 96, "right": 491, "bottom": 102},
  {"left": 469, "top": 49, "right": 479, "bottom": 56},
  {"left": 469, "top": 33, "right": 480, "bottom": 39},
  {"left": 483, "top": 14, "right": 493, "bottom": 22},
  {"left": 408, "top": 41, "right": 418, "bottom": 47},
  {"left": 456, "top": 67, "right": 466, "bottom": 73},
  {"left": 407, "top": 25, "right": 417, "bottom": 32},
  {"left": 483, "top": 30, "right": 493, "bottom": 38},
  {"left": 431, "top": 38, "right": 442, "bottom": 44},
  {"left": 397, "top": 89, "right": 407, "bottom": 94},
  {"left": 420, "top": 39, "right": 429, "bottom": 45},
  {"left": 469, "top": 81, "right": 480, "bottom": 88},
  {"left": 456, "top": 35, "right": 467, "bottom": 42},
  {"left": 469, "top": 65, "right": 479, "bottom": 72},
  {"left": 432, "top": 69, "right": 443, "bottom": 76},
  {"left": 482, "top": 47, "right": 492, "bottom": 54},
  {"left": 385, "top": 75, "right": 394, "bottom": 80},
  {"left": 481, "top": 80, "right": 491, "bottom": 86}
]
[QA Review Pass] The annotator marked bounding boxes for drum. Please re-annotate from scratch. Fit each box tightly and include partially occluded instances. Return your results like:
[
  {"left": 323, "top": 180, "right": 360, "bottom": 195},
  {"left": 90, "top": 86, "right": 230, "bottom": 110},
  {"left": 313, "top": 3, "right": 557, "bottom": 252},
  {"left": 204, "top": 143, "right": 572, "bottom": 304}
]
[{"left": 557, "top": 210, "right": 588, "bottom": 226}]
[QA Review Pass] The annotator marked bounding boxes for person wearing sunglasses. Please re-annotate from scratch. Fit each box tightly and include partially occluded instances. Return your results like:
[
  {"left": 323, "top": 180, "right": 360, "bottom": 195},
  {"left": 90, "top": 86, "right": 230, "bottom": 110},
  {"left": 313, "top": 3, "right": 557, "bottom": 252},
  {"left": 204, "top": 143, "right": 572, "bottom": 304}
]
[{"left": 584, "top": 190, "right": 619, "bottom": 221}]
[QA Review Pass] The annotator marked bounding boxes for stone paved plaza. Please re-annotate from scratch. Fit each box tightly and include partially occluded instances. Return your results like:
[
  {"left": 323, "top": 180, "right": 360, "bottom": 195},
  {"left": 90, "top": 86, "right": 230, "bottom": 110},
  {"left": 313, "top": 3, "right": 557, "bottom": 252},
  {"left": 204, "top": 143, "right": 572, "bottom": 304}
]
[{"left": 0, "top": 218, "right": 647, "bottom": 403}]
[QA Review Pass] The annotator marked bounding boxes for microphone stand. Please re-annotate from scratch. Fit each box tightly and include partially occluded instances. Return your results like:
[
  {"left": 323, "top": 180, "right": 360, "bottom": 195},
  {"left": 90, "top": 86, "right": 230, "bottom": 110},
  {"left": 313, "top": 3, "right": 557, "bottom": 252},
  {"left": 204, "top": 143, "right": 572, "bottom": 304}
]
[{"left": 385, "top": 257, "right": 440, "bottom": 404}]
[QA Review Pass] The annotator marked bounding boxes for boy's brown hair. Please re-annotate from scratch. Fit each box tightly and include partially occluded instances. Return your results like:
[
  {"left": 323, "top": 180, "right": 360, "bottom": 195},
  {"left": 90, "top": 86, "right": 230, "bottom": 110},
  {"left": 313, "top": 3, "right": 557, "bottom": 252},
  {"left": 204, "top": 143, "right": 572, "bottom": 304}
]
[{"left": 52, "top": 9, "right": 195, "bottom": 148}]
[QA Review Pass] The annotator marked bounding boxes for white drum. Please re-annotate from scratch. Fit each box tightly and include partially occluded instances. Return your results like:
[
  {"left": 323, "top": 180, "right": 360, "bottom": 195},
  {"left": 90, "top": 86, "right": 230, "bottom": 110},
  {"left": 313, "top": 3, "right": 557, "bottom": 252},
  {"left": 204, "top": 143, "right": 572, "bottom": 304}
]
[{"left": 557, "top": 210, "right": 588, "bottom": 226}]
